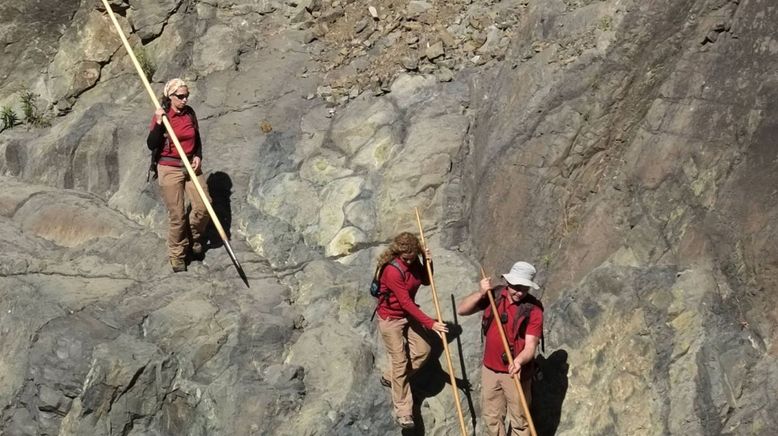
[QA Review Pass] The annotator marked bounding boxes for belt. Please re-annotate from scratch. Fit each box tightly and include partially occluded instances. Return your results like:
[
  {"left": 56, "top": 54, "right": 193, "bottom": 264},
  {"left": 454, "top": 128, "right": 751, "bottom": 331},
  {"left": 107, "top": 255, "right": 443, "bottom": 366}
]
[{"left": 158, "top": 156, "right": 193, "bottom": 167}]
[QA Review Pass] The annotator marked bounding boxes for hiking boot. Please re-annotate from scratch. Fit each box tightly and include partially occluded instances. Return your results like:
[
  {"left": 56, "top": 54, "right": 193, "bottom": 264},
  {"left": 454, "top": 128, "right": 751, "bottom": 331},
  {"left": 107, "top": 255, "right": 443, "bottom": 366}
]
[
  {"left": 380, "top": 376, "right": 391, "bottom": 388},
  {"left": 170, "top": 258, "right": 187, "bottom": 273},
  {"left": 397, "top": 416, "right": 414, "bottom": 429},
  {"left": 191, "top": 241, "right": 204, "bottom": 256}
]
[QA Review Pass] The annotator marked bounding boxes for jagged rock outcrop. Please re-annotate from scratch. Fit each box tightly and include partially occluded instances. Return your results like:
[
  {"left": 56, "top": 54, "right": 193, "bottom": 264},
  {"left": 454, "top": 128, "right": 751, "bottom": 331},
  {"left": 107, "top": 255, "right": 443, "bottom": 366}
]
[{"left": 1, "top": 0, "right": 777, "bottom": 435}]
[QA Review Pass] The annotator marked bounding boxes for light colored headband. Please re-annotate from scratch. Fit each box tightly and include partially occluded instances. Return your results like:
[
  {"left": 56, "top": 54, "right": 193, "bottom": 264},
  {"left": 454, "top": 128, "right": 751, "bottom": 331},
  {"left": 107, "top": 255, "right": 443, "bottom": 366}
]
[{"left": 163, "top": 78, "right": 187, "bottom": 97}]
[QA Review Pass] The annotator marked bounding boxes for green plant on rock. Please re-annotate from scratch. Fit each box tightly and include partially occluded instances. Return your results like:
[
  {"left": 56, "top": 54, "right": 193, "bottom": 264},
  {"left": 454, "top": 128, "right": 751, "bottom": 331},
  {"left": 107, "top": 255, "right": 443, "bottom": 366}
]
[
  {"left": 540, "top": 253, "right": 554, "bottom": 269},
  {"left": 598, "top": 16, "right": 613, "bottom": 31},
  {"left": 20, "top": 90, "right": 36, "bottom": 122},
  {"left": 1, "top": 105, "right": 18, "bottom": 131},
  {"left": 19, "top": 89, "right": 49, "bottom": 127},
  {"left": 135, "top": 46, "right": 155, "bottom": 81}
]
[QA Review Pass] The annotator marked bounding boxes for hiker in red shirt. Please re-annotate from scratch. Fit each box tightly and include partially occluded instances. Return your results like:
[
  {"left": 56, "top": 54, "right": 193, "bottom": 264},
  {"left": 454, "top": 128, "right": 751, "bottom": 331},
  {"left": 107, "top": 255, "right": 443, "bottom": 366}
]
[
  {"left": 457, "top": 261, "right": 544, "bottom": 436},
  {"left": 146, "top": 78, "right": 211, "bottom": 272},
  {"left": 375, "top": 232, "right": 448, "bottom": 429}
]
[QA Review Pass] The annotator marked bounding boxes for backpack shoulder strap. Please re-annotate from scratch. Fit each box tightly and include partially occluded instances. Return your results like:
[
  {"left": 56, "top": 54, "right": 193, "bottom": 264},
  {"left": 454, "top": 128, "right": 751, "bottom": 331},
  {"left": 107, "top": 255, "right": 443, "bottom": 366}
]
[
  {"left": 511, "top": 295, "right": 544, "bottom": 342},
  {"left": 371, "top": 261, "right": 399, "bottom": 321},
  {"left": 373, "top": 263, "right": 384, "bottom": 280},
  {"left": 374, "top": 259, "right": 405, "bottom": 298},
  {"left": 386, "top": 259, "right": 406, "bottom": 281}
]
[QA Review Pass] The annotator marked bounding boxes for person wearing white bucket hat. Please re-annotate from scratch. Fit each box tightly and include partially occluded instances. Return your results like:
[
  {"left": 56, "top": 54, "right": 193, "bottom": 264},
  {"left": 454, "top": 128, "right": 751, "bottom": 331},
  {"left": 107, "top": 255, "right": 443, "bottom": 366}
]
[{"left": 457, "top": 261, "right": 544, "bottom": 436}]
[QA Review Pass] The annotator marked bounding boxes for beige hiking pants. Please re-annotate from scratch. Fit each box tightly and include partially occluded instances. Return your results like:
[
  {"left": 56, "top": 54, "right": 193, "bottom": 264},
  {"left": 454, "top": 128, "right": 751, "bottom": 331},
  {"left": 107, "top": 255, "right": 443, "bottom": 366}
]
[
  {"left": 377, "top": 316, "right": 432, "bottom": 417},
  {"left": 158, "top": 164, "right": 211, "bottom": 261},
  {"left": 482, "top": 365, "right": 533, "bottom": 436}
]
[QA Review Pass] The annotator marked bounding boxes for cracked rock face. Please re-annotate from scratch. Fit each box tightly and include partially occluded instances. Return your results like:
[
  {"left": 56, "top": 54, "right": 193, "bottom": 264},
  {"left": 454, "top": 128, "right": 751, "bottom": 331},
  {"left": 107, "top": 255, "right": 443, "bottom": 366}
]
[
  {"left": 467, "top": 0, "right": 778, "bottom": 434},
  {"left": 0, "top": 178, "right": 302, "bottom": 435},
  {"left": 1, "top": 0, "right": 778, "bottom": 435}
]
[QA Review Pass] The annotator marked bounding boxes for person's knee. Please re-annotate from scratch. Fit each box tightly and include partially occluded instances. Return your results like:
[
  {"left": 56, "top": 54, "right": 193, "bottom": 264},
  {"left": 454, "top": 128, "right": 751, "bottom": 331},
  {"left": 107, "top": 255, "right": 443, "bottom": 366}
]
[
  {"left": 482, "top": 413, "right": 504, "bottom": 430},
  {"left": 482, "top": 407, "right": 502, "bottom": 418},
  {"left": 191, "top": 196, "right": 208, "bottom": 209},
  {"left": 412, "top": 344, "right": 430, "bottom": 359},
  {"left": 391, "top": 356, "right": 409, "bottom": 369},
  {"left": 411, "top": 338, "right": 431, "bottom": 356},
  {"left": 387, "top": 350, "right": 408, "bottom": 366},
  {"left": 168, "top": 213, "right": 185, "bottom": 224},
  {"left": 190, "top": 209, "right": 207, "bottom": 222}
]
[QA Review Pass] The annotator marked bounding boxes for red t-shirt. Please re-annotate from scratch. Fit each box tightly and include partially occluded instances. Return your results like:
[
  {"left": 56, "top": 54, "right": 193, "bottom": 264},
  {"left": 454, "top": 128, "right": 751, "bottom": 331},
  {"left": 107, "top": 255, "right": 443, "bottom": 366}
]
[
  {"left": 482, "top": 287, "right": 543, "bottom": 374},
  {"left": 148, "top": 106, "right": 198, "bottom": 166},
  {"left": 376, "top": 257, "right": 437, "bottom": 329}
]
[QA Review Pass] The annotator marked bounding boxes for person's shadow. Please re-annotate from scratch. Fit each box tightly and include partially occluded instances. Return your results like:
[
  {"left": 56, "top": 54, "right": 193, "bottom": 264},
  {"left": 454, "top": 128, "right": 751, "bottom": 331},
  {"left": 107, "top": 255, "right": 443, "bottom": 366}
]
[
  {"left": 532, "top": 349, "right": 569, "bottom": 436},
  {"left": 204, "top": 171, "right": 233, "bottom": 249},
  {"left": 403, "top": 322, "right": 476, "bottom": 436}
]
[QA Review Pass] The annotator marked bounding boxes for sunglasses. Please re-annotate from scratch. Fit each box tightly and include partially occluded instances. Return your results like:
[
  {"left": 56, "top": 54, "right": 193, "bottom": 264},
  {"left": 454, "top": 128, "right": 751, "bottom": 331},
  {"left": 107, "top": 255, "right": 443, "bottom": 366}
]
[
  {"left": 507, "top": 283, "right": 530, "bottom": 292},
  {"left": 171, "top": 93, "right": 190, "bottom": 100}
]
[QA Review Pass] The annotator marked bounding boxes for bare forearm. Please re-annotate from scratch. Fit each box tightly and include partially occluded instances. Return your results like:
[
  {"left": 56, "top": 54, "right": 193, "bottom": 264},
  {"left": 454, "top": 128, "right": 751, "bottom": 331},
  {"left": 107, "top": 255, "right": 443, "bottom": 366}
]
[
  {"left": 458, "top": 277, "right": 493, "bottom": 315},
  {"left": 457, "top": 290, "right": 485, "bottom": 316},
  {"left": 514, "top": 337, "right": 539, "bottom": 366}
]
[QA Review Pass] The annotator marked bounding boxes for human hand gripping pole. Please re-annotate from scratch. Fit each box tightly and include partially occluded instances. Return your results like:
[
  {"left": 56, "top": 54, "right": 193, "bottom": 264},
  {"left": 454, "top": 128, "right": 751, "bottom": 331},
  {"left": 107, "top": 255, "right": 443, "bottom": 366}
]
[
  {"left": 414, "top": 208, "right": 468, "bottom": 436},
  {"left": 100, "top": 0, "right": 248, "bottom": 287},
  {"left": 480, "top": 266, "right": 537, "bottom": 436}
]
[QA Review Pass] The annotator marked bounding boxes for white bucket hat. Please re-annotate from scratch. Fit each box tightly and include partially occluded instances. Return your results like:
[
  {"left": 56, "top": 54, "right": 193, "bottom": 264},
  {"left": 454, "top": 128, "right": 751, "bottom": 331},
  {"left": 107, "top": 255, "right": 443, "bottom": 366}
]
[{"left": 502, "top": 261, "right": 540, "bottom": 290}]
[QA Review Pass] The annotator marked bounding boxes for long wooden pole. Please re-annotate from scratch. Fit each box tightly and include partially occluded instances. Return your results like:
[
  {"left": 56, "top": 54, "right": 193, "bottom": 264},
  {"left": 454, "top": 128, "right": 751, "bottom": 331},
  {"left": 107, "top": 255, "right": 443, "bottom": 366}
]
[
  {"left": 99, "top": 0, "right": 248, "bottom": 287},
  {"left": 414, "top": 208, "right": 468, "bottom": 436},
  {"left": 480, "top": 266, "right": 537, "bottom": 436}
]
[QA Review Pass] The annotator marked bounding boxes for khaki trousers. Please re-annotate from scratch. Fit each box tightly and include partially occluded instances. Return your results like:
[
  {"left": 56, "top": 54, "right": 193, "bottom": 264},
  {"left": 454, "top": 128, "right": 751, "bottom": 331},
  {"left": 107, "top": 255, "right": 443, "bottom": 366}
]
[
  {"left": 377, "top": 316, "right": 432, "bottom": 417},
  {"left": 482, "top": 366, "right": 533, "bottom": 436},
  {"left": 158, "top": 164, "right": 211, "bottom": 260}
]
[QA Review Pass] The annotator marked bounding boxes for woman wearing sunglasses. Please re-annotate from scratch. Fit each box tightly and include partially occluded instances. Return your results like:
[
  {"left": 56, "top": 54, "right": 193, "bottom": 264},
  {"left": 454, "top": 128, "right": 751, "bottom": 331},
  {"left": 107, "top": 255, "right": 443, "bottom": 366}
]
[
  {"left": 374, "top": 232, "right": 449, "bottom": 429},
  {"left": 146, "top": 78, "right": 211, "bottom": 272}
]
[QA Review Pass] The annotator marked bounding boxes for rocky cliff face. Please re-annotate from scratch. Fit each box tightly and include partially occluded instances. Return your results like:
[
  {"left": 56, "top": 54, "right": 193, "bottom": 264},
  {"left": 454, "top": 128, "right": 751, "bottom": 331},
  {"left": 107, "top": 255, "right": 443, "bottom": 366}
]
[
  {"left": 1, "top": 0, "right": 776, "bottom": 435},
  {"left": 467, "top": 0, "right": 778, "bottom": 433}
]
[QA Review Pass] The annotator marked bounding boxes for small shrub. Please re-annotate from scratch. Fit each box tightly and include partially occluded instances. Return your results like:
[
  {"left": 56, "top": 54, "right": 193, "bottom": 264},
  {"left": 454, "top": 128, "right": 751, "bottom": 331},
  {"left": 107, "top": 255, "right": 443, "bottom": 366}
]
[
  {"left": 18, "top": 89, "right": 49, "bottom": 128},
  {"left": 598, "top": 16, "right": 613, "bottom": 31},
  {"left": 135, "top": 47, "right": 156, "bottom": 81},
  {"left": 1, "top": 106, "right": 18, "bottom": 131},
  {"left": 19, "top": 89, "right": 36, "bottom": 122},
  {"left": 541, "top": 253, "right": 554, "bottom": 269}
]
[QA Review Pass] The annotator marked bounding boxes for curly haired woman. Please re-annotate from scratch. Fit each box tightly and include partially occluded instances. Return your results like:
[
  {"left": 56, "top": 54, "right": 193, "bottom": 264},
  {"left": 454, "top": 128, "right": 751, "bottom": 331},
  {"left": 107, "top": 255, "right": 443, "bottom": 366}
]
[{"left": 374, "top": 232, "right": 448, "bottom": 429}]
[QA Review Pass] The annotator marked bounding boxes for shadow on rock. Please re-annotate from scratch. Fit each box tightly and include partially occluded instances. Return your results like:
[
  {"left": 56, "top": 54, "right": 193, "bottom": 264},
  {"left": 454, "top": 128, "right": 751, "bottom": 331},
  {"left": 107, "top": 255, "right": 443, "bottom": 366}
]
[
  {"left": 404, "top": 323, "right": 474, "bottom": 436},
  {"left": 205, "top": 171, "right": 233, "bottom": 248},
  {"left": 450, "top": 295, "right": 478, "bottom": 434},
  {"left": 532, "top": 349, "right": 569, "bottom": 436}
]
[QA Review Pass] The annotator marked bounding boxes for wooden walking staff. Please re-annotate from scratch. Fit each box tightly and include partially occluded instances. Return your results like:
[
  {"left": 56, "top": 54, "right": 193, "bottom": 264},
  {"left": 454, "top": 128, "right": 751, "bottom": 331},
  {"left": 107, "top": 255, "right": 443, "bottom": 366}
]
[
  {"left": 414, "top": 208, "right": 468, "bottom": 436},
  {"left": 99, "top": 0, "right": 249, "bottom": 287},
  {"left": 480, "top": 266, "right": 537, "bottom": 436}
]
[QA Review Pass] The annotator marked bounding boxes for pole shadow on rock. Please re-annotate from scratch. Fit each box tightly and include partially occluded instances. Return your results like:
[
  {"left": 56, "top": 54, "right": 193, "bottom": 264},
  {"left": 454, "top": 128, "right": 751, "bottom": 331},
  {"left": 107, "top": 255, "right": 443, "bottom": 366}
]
[
  {"left": 204, "top": 171, "right": 233, "bottom": 250},
  {"left": 532, "top": 350, "right": 569, "bottom": 436},
  {"left": 405, "top": 318, "right": 472, "bottom": 435},
  {"left": 451, "top": 294, "right": 477, "bottom": 434}
]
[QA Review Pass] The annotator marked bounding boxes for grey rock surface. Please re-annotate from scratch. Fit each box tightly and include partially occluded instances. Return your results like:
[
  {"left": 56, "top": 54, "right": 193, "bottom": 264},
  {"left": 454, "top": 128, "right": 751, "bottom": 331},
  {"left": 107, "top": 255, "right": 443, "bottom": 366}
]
[
  {"left": 1, "top": 0, "right": 777, "bottom": 435},
  {"left": 465, "top": 0, "right": 778, "bottom": 434}
]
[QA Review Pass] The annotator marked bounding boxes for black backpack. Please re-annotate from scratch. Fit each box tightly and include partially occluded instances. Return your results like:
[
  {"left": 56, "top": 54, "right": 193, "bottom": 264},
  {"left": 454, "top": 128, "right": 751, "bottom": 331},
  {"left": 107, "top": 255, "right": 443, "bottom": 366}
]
[{"left": 369, "top": 259, "right": 405, "bottom": 321}]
